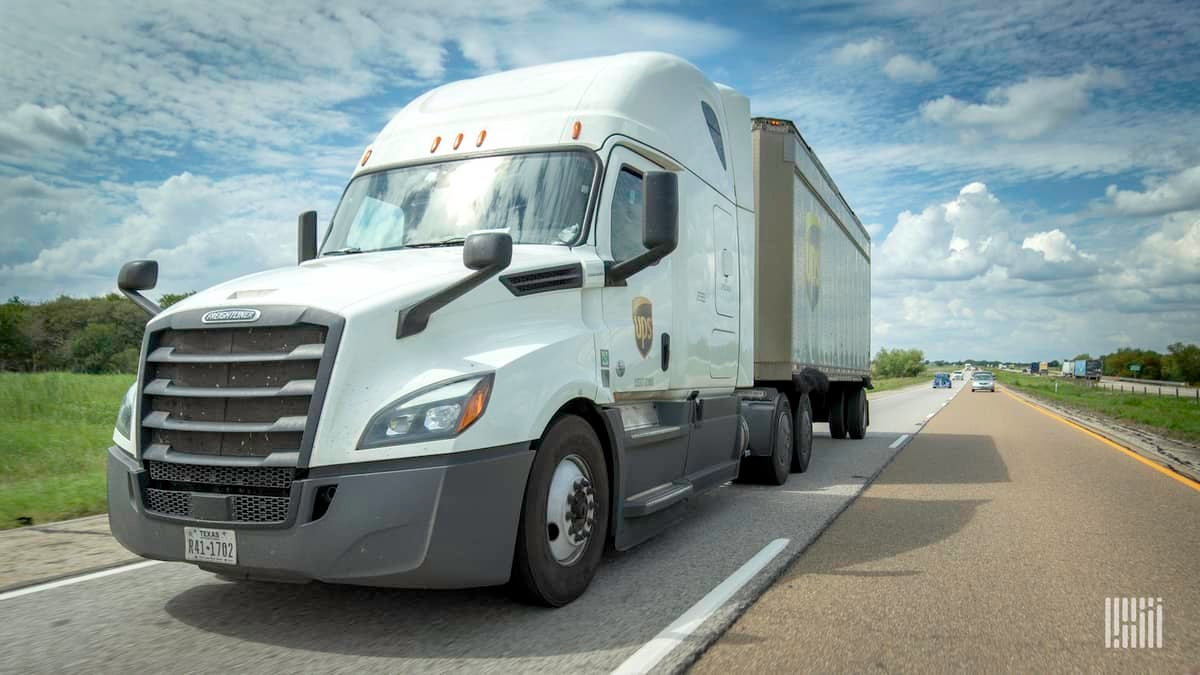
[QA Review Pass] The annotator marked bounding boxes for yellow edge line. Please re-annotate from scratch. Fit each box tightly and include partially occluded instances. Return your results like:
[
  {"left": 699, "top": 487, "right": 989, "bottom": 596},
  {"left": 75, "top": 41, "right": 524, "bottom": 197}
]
[{"left": 1001, "top": 387, "right": 1200, "bottom": 493}]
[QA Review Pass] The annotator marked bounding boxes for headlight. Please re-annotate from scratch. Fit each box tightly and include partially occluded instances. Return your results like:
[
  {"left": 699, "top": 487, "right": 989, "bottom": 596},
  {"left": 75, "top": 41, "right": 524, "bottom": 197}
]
[
  {"left": 358, "top": 374, "right": 494, "bottom": 449},
  {"left": 115, "top": 382, "right": 137, "bottom": 440}
]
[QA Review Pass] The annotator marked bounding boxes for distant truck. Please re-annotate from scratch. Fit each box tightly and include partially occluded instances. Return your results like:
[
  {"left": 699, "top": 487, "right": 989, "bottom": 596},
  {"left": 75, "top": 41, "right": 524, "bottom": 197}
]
[
  {"left": 1030, "top": 361, "right": 1040, "bottom": 374},
  {"left": 1073, "top": 360, "right": 1086, "bottom": 378},
  {"left": 1061, "top": 361, "right": 1074, "bottom": 377},
  {"left": 105, "top": 52, "right": 872, "bottom": 606},
  {"left": 1039, "top": 361, "right": 1049, "bottom": 376}
]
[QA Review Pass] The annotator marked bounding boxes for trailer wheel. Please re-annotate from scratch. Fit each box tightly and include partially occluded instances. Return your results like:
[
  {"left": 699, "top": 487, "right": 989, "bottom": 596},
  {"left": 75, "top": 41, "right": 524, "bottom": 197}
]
[
  {"left": 828, "top": 388, "right": 848, "bottom": 439},
  {"left": 512, "top": 415, "right": 610, "bottom": 607},
  {"left": 738, "top": 394, "right": 791, "bottom": 485},
  {"left": 846, "top": 387, "right": 867, "bottom": 440},
  {"left": 791, "top": 394, "right": 813, "bottom": 473}
]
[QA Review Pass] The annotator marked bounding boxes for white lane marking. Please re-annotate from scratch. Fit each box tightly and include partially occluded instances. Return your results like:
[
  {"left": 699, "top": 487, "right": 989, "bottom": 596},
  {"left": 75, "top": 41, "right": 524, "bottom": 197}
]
[
  {"left": 889, "top": 434, "right": 910, "bottom": 449},
  {"left": 612, "top": 538, "right": 790, "bottom": 675},
  {"left": 0, "top": 560, "right": 161, "bottom": 601}
]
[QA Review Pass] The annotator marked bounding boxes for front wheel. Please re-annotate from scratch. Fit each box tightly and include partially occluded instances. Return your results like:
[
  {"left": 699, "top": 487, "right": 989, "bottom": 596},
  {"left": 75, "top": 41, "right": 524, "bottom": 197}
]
[{"left": 512, "top": 415, "right": 610, "bottom": 607}]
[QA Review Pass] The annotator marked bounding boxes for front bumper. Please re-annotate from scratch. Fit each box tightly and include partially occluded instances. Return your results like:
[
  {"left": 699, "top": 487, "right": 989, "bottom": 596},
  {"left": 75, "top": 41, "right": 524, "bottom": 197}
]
[{"left": 107, "top": 444, "right": 534, "bottom": 589}]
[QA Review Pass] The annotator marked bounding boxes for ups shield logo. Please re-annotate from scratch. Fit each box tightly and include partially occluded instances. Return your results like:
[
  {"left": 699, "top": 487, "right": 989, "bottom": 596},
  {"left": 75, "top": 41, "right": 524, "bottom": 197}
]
[{"left": 632, "top": 296, "right": 653, "bottom": 358}]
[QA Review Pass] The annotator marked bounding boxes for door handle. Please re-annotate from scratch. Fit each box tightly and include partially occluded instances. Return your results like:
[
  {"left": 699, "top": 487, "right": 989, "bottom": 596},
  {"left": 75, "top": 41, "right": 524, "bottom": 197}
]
[{"left": 661, "top": 332, "right": 670, "bottom": 372}]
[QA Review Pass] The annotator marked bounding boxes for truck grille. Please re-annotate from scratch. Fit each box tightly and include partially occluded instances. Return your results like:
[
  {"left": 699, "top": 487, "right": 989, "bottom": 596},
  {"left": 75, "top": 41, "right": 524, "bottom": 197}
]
[
  {"left": 136, "top": 314, "right": 339, "bottom": 526},
  {"left": 144, "top": 488, "right": 291, "bottom": 524},
  {"left": 140, "top": 324, "right": 326, "bottom": 458},
  {"left": 146, "top": 461, "right": 295, "bottom": 489}
]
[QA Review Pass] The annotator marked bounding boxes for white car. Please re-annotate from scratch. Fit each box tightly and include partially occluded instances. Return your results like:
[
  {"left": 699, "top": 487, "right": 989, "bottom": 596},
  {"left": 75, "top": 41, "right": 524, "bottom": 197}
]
[
  {"left": 951, "top": 371, "right": 964, "bottom": 381},
  {"left": 970, "top": 372, "right": 995, "bottom": 392}
]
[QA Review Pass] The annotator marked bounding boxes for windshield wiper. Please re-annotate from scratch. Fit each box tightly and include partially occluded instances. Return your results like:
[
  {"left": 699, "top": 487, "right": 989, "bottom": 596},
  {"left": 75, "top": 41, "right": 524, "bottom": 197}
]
[
  {"left": 322, "top": 247, "right": 362, "bottom": 257},
  {"left": 403, "top": 237, "right": 468, "bottom": 249}
]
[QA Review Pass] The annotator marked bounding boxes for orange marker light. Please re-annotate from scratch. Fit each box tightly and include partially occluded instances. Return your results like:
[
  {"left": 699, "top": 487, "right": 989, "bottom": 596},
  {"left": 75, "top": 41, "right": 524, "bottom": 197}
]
[
  {"left": 457, "top": 378, "right": 492, "bottom": 433},
  {"left": 476, "top": 129, "right": 486, "bottom": 147},
  {"left": 453, "top": 133, "right": 463, "bottom": 150},
  {"left": 359, "top": 148, "right": 372, "bottom": 166},
  {"left": 430, "top": 136, "right": 441, "bottom": 153},
  {"left": 571, "top": 120, "right": 582, "bottom": 140}
]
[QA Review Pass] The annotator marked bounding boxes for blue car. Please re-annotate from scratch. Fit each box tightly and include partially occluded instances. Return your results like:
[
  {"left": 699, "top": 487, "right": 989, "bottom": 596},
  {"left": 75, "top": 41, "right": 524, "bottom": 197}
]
[{"left": 933, "top": 372, "right": 951, "bottom": 388}]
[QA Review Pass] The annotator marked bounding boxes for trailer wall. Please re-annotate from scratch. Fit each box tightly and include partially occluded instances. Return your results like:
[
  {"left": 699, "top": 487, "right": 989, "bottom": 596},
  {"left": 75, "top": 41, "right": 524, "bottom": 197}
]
[{"left": 751, "top": 119, "right": 870, "bottom": 383}]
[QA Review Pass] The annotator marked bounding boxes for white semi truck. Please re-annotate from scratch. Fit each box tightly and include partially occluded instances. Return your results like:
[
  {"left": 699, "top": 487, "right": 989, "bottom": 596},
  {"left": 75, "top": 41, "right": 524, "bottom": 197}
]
[{"left": 108, "top": 52, "right": 871, "bottom": 606}]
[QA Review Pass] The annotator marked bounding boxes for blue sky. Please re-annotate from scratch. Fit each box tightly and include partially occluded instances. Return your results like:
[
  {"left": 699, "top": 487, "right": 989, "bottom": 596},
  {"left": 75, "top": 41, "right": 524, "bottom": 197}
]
[{"left": 1, "top": 0, "right": 1197, "bottom": 362}]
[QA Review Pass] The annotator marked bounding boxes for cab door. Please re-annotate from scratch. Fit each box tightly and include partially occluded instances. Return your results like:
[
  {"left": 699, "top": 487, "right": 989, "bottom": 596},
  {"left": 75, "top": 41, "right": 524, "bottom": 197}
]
[{"left": 599, "top": 147, "right": 673, "bottom": 395}]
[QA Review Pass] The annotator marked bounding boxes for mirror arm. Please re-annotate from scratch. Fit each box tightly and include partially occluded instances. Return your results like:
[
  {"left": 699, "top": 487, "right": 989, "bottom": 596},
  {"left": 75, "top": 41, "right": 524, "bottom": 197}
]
[
  {"left": 396, "top": 263, "right": 507, "bottom": 338},
  {"left": 120, "top": 289, "right": 161, "bottom": 317},
  {"left": 604, "top": 244, "right": 672, "bottom": 286}
]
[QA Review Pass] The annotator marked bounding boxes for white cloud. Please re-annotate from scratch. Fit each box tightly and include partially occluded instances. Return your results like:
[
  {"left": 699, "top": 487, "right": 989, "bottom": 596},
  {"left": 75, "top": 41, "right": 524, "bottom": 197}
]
[
  {"left": 1021, "top": 230, "right": 1082, "bottom": 263},
  {"left": 883, "top": 54, "right": 937, "bottom": 82},
  {"left": 832, "top": 37, "right": 888, "bottom": 64},
  {"left": 0, "top": 103, "right": 88, "bottom": 154},
  {"left": 0, "top": 172, "right": 341, "bottom": 300},
  {"left": 1128, "top": 211, "right": 1200, "bottom": 286},
  {"left": 1103, "top": 165, "right": 1200, "bottom": 217},
  {"left": 920, "top": 67, "right": 1125, "bottom": 140}
]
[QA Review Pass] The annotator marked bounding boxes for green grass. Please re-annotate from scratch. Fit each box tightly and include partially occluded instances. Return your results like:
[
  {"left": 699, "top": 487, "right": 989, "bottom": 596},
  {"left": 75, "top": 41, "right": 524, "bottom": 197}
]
[
  {"left": 997, "top": 372, "right": 1200, "bottom": 444},
  {"left": 0, "top": 372, "right": 133, "bottom": 529},
  {"left": 870, "top": 369, "right": 945, "bottom": 394}
]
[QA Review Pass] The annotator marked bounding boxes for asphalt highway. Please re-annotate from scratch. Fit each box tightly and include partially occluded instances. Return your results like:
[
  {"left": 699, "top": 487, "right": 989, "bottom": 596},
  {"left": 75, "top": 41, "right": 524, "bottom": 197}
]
[
  {"left": 694, "top": 386, "right": 1200, "bottom": 672},
  {"left": 0, "top": 381, "right": 960, "bottom": 673}
]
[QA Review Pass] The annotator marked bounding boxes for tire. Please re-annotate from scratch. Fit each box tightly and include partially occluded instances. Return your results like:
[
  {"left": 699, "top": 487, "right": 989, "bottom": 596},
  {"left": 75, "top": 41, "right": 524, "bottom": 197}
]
[
  {"left": 738, "top": 394, "right": 791, "bottom": 485},
  {"left": 827, "top": 388, "right": 848, "bottom": 439},
  {"left": 791, "top": 394, "right": 813, "bottom": 473},
  {"left": 846, "top": 387, "right": 867, "bottom": 440},
  {"left": 512, "top": 415, "right": 610, "bottom": 607}
]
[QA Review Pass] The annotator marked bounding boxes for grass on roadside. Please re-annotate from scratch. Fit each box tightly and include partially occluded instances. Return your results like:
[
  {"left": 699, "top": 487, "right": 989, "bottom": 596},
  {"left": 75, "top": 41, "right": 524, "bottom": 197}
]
[
  {"left": 997, "top": 372, "right": 1200, "bottom": 444},
  {"left": 0, "top": 372, "right": 133, "bottom": 529},
  {"left": 870, "top": 369, "right": 944, "bottom": 394}
]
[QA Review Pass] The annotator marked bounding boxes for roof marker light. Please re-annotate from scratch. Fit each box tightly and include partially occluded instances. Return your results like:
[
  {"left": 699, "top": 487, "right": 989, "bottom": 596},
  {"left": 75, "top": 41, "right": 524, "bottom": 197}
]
[
  {"left": 430, "top": 136, "right": 441, "bottom": 153},
  {"left": 476, "top": 129, "right": 486, "bottom": 147},
  {"left": 360, "top": 148, "right": 372, "bottom": 166},
  {"left": 571, "top": 120, "right": 582, "bottom": 140},
  {"left": 453, "top": 133, "right": 463, "bottom": 150}
]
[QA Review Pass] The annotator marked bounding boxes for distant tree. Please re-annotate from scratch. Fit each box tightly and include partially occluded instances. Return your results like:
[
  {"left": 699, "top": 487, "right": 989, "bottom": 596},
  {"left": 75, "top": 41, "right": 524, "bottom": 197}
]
[
  {"left": 873, "top": 348, "right": 926, "bottom": 378},
  {"left": 1071, "top": 353, "right": 1092, "bottom": 361},
  {"left": 159, "top": 291, "right": 195, "bottom": 309},
  {"left": 1048, "top": 360, "right": 1061, "bottom": 369},
  {"left": 1164, "top": 342, "right": 1200, "bottom": 385}
]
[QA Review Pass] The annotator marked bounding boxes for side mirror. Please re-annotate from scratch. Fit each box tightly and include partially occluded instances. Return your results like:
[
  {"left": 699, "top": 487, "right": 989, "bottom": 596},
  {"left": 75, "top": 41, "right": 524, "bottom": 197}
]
[
  {"left": 607, "top": 171, "right": 679, "bottom": 284},
  {"left": 396, "top": 231, "right": 513, "bottom": 339},
  {"left": 118, "top": 260, "right": 161, "bottom": 316},
  {"left": 298, "top": 210, "right": 318, "bottom": 263},
  {"left": 642, "top": 171, "right": 679, "bottom": 253},
  {"left": 463, "top": 231, "right": 513, "bottom": 271}
]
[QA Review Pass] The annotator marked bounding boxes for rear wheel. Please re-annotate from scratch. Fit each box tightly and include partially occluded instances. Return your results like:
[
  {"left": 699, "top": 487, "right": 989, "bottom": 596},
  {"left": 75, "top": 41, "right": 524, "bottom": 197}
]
[
  {"left": 846, "top": 387, "right": 867, "bottom": 440},
  {"left": 739, "top": 394, "right": 791, "bottom": 485},
  {"left": 828, "top": 389, "right": 848, "bottom": 439},
  {"left": 791, "top": 394, "right": 813, "bottom": 473},
  {"left": 512, "top": 415, "right": 610, "bottom": 607}
]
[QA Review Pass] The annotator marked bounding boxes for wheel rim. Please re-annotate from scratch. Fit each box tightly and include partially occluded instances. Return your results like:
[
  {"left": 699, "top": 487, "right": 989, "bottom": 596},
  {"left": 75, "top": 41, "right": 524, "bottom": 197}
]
[
  {"left": 776, "top": 410, "right": 792, "bottom": 470},
  {"left": 546, "top": 454, "right": 595, "bottom": 566}
]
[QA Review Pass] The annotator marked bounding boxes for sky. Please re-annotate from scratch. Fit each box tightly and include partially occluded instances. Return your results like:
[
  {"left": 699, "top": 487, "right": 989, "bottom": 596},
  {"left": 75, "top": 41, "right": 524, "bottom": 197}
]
[{"left": 1, "top": 0, "right": 1197, "bottom": 362}]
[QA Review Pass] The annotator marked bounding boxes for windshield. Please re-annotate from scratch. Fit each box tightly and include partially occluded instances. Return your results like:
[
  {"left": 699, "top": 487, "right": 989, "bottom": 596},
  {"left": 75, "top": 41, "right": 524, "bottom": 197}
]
[{"left": 321, "top": 151, "right": 596, "bottom": 255}]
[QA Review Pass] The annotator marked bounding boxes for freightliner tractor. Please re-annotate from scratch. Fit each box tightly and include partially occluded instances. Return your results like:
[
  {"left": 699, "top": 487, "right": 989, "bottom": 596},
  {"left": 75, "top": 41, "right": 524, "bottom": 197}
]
[{"left": 107, "top": 52, "right": 871, "bottom": 606}]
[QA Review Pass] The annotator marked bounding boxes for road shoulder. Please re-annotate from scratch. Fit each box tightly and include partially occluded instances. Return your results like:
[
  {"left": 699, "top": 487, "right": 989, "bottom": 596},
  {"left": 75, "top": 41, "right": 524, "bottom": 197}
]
[
  {"left": 1001, "top": 385, "right": 1200, "bottom": 484},
  {"left": 0, "top": 514, "right": 139, "bottom": 592}
]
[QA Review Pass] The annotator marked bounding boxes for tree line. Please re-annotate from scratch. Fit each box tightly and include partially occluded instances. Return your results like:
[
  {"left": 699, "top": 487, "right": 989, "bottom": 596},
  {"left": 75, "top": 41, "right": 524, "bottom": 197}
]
[{"left": 0, "top": 294, "right": 191, "bottom": 374}]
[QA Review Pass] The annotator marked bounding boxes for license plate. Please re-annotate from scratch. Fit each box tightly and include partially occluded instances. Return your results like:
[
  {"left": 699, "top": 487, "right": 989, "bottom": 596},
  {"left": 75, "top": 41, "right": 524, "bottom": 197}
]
[{"left": 184, "top": 527, "right": 237, "bottom": 565}]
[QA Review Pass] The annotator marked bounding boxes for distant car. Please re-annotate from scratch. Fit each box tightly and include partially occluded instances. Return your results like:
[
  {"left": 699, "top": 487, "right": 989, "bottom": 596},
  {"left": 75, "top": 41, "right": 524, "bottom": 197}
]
[
  {"left": 951, "top": 370, "right": 964, "bottom": 381},
  {"left": 970, "top": 371, "right": 995, "bottom": 392},
  {"left": 933, "top": 372, "right": 951, "bottom": 388}
]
